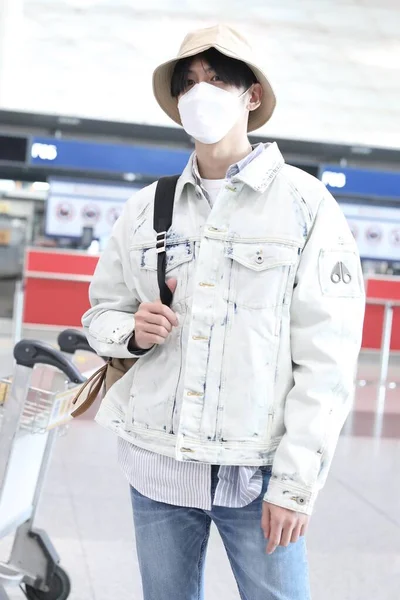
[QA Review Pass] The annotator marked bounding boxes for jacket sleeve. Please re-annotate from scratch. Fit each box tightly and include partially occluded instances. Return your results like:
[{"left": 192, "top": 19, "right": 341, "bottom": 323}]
[
  {"left": 264, "top": 191, "right": 365, "bottom": 515},
  {"left": 82, "top": 201, "right": 145, "bottom": 359}
]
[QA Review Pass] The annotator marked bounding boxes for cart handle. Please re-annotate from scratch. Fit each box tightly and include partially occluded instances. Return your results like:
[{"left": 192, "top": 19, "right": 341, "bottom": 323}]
[
  {"left": 58, "top": 329, "right": 94, "bottom": 354},
  {"left": 14, "top": 340, "right": 86, "bottom": 384}
]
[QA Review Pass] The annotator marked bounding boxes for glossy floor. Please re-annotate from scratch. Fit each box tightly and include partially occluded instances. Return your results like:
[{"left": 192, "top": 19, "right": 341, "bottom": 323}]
[{"left": 0, "top": 331, "right": 399, "bottom": 599}]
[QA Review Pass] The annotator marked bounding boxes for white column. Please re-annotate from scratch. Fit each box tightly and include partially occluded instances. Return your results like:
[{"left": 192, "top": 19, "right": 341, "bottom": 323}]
[{"left": 0, "top": 0, "right": 23, "bottom": 107}]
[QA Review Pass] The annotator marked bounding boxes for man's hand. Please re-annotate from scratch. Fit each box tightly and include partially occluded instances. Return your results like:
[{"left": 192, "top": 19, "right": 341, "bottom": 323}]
[
  {"left": 132, "top": 279, "right": 178, "bottom": 350},
  {"left": 261, "top": 502, "right": 309, "bottom": 555}
]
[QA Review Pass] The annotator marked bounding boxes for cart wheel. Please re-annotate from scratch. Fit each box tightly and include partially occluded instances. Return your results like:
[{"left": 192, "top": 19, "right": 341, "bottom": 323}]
[{"left": 25, "top": 566, "right": 71, "bottom": 600}]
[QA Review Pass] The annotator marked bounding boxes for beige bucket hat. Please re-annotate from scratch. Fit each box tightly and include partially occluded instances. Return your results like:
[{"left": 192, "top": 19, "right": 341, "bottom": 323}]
[{"left": 153, "top": 24, "right": 276, "bottom": 133}]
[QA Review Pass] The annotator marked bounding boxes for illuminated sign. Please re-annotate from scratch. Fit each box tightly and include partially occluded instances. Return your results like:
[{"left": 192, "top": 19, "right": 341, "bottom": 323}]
[
  {"left": 320, "top": 165, "right": 400, "bottom": 199},
  {"left": 30, "top": 136, "right": 191, "bottom": 177},
  {"left": 321, "top": 170, "right": 346, "bottom": 189},
  {"left": 45, "top": 177, "right": 141, "bottom": 239},
  {"left": 339, "top": 202, "right": 400, "bottom": 261},
  {"left": 31, "top": 142, "right": 58, "bottom": 161}
]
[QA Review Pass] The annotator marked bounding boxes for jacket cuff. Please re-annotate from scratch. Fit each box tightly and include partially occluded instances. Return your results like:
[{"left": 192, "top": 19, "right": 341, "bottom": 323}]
[
  {"left": 264, "top": 479, "right": 319, "bottom": 516},
  {"left": 87, "top": 314, "right": 137, "bottom": 359},
  {"left": 100, "top": 313, "right": 136, "bottom": 346}
]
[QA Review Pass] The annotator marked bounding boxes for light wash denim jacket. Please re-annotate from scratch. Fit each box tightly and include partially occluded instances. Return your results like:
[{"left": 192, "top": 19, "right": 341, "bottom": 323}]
[{"left": 82, "top": 142, "right": 365, "bottom": 515}]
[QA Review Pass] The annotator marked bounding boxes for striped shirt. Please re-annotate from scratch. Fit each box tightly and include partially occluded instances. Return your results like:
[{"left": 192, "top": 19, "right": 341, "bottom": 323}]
[{"left": 118, "top": 144, "right": 266, "bottom": 510}]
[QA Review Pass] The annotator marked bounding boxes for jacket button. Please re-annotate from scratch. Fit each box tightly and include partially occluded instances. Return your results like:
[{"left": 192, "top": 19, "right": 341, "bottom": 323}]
[{"left": 296, "top": 497, "right": 305, "bottom": 505}]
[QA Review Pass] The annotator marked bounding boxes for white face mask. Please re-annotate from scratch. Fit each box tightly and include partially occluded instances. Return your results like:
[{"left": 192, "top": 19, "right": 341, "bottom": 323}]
[{"left": 177, "top": 82, "right": 249, "bottom": 145}]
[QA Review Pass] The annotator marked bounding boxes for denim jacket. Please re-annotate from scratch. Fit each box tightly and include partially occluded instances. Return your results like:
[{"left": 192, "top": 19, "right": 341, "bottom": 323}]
[{"left": 82, "top": 142, "right": 365, "bottom": 515}]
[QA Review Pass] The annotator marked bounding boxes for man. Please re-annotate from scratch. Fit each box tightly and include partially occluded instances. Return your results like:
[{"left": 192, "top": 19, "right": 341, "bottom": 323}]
[{"left": 83, "top": 24, "right": 365, "bottom": 600}]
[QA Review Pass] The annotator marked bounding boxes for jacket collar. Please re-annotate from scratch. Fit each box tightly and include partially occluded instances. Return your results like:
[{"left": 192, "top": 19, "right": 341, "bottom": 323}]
[
  {"left": 178, "top": 142, "right": 285, "bottom": 194},
  {"left": 232, "top": 142, "right": 285, "bottom": 192}
]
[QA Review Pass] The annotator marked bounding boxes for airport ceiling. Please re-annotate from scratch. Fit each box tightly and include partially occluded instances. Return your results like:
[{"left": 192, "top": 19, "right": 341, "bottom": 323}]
[{"left": 6, "top": 0, "right": 400, "bottom": 149}]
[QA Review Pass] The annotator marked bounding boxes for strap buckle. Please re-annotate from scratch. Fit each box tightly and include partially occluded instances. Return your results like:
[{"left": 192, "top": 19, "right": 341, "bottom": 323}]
[{"left": 156, "top": 231, "right": 167, "bottom": 254}]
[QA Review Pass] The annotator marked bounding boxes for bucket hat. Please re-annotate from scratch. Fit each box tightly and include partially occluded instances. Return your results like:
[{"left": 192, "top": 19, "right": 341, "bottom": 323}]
[{"left": 152, "top": 24, "right": 276, "bottom": 133}]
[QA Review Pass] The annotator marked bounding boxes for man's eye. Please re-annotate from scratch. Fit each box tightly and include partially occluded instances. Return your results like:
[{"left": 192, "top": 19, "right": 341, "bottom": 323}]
[
  {"left": 184, "top": 79, "right": 195, "bottom": 89},
  {"left": 211, "top": 75, "right": 221, "bottom": 82}
]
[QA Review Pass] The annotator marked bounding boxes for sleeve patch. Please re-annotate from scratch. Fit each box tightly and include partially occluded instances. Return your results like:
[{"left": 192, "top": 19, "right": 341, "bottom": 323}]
[{"left": 318, "top": 249, "right": 363, "bottom": 298}]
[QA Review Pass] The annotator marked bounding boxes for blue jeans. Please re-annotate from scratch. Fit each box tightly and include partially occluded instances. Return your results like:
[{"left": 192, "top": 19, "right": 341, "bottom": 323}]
[{"left": 130, "top": 467, "right": 311, "bottom": 600}]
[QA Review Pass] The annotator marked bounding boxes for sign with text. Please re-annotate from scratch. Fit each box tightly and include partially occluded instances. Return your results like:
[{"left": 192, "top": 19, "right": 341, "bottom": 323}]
[
  {"left": 30, "top": 136, "right": 191, "bottom": 177},
  {"left": 320, "top": 165, "right": 400, "bottom": 199},
  {"left": 339, "top": 202, "right": 400, "bottom": 261},
  {"left": 45, "top": 178, "right": 140, "bottom": 239}
]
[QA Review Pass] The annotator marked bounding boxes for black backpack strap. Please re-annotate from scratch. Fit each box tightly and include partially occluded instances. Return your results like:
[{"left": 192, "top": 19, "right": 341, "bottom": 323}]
[{"left": 154, "top": 175, "right": 180, "bottom": 306}]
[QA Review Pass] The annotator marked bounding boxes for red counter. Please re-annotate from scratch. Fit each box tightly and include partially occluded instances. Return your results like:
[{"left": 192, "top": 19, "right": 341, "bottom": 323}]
[
  {"left": 363, "top": 276, "right": 400, "bottom": 351},
  {"left": 23, "top": 248, "right": 100, "bottom": 329},
  {"left": 22, "top": 249, "right": 400, "bottom": 350}
]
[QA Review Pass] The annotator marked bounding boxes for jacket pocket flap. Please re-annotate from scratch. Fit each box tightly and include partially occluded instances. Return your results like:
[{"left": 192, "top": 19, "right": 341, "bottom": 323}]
[
  {"left": 225, "top": 242, "right": 297, "bottom": 272},
  {"left": 140, "top": 241, "right": 194, "bottom": 273}
]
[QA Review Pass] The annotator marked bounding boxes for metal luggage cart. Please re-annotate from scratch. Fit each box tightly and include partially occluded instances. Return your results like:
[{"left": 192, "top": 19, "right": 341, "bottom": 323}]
[
  {"left": 0, "top": 340, "right": 85, "bottom": 600},
  {"left": 57, "top": 330, "right": 95, "bottom": 360},
  {"left": 58, "top": 329, "right": 104, "bottom": 383}
]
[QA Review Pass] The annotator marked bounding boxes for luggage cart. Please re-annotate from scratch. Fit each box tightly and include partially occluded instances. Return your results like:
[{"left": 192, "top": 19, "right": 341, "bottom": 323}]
[
  {"left": 58, "top": 329, "right": 104, "bottom": 385},
  {"left": 0, "top": 340, "right": 85, "bottom": 600},
  {"left": 57, "top": 330, "right": 105, "bottom": 420},
  {"left": 57, "top": 330, "right": 94, "bottom": 358}
]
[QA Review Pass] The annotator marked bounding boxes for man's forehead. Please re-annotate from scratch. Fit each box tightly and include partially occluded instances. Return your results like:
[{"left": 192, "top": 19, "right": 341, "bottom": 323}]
[{"left": 186, "top": 56, "right": 214, "bottom": 74}]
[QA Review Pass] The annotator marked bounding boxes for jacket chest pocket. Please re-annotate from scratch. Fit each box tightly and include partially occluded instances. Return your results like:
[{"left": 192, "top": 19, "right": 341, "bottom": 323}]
[
  {"left": 223, "top": 242, "right": 299, "bottom": 310},
  {"left": 130, "top": 241, "right": 195, "bottom": 304}
]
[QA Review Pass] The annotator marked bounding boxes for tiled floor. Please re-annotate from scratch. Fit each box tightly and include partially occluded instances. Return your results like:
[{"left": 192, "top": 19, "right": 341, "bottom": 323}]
[{"left": 0, "top": 326, "right": 399, "bottom": 599}]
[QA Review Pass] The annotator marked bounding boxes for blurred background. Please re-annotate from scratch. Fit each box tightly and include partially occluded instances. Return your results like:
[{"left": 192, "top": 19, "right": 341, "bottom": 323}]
[{"left": 0, "top": 1, "right": 399, "bottom": 599}]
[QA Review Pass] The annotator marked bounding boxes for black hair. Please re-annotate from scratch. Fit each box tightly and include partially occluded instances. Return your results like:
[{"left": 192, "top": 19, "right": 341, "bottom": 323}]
[{"left": 170, "top": 47, "right": 258, "bottom": 98}]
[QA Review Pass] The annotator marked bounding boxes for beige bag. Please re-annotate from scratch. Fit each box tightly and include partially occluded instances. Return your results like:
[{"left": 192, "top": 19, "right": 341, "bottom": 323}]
[{"left": 71, "top": 357, "right": 137, "bottom": 418}]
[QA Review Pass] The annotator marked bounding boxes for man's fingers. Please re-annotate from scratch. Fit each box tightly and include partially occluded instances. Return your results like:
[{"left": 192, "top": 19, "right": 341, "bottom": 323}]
[
  {"left": 140, "top": 323, "right": 170, "bottom": 340},
  {"left": 266, "top": 521, "right": 282, "bottom": 555},
  {"left": 261, "top": 503, "right": 271, "bottom": 540},
  {"left": 280, "top": 521, "right": 295, "bottom": 548},
  {"left": 263, "top": 503, "right": 310, "bottom": 555},
  {"left": 146, "top": 303, "right": 178, "bottom": 326},
  {"left": 134, "top": 299, "right": 178, "bottom": 349},
  {"left": 290, "top": 523, "right": 302, "bottom": 545},
  {"left": 140, "top": 313, "right": 173, "bottom": 333},
  {"left": 142, "top": 334, "right": 167, "bottom": 346},
  {"left": 166, "top": 278, "right": 178, "bottom": 294}
]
